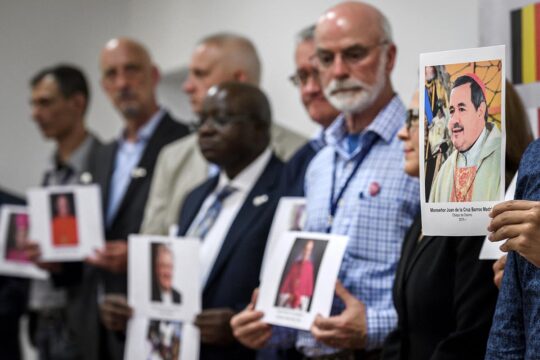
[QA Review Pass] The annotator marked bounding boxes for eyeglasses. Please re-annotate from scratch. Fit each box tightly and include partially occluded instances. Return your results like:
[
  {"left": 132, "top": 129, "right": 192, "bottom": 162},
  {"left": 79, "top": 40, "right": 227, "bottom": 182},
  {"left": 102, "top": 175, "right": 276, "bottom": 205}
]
[
  {"left": 194, "top": 113, "right": 250, "bottom": 131},
  {"left": 406, "top": 109, "right": 419, "bottom": 132},
  {"left": 315, "top": 41, "right": 388, "bottom": 69},
  {"left": 289, "top": 68, "right": 319, "bottom": 87}
]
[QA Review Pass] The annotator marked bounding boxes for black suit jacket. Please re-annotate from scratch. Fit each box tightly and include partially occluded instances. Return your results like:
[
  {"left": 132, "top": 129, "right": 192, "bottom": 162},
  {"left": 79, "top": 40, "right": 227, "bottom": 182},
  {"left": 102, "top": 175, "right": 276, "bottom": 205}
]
[
  {"left": 78, "top": 112, "right": 189, "bottom": 360},
  {"left": 177, "top": 154, "right": 284, "bottom": 360},
  {"left": 0, "top": 189, "right": 27, "bottom": 360},
  {"left": 152, "top": 286, "right": 182, "bottom": 304},
  {"left": 382, "top": 216, "right": 498, "bottom": 360}
]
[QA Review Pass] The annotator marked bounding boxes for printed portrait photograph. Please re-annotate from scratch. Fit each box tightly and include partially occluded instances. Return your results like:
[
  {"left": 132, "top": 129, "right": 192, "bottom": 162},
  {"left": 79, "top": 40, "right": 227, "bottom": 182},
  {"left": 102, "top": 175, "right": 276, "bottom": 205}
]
[
  {"left": 424, "top": 61, "right": 503, "bottom": 203},
  {"left": 274, "top": 237, "right": 328, "bottom": 312},
  {"left": 150, "top": 243, "right": 182, "bottom": 305},
  {"left": 4, "top": 212, "right": 30, "bottom": 263},
  {"left": 49, "top": 192, "right": 79, "bottom": 247},
  {"left": 146, "top": 319, "right": 182, "bottom": 360},
  {"left": 288, "top": 204, "right": 306, "bottom": 231}
]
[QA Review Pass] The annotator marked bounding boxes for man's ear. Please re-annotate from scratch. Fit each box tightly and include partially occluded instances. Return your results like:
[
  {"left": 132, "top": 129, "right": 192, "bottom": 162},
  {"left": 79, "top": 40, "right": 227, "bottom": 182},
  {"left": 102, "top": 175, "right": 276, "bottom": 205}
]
[
  {"left": 385, "top": 43, "right": 397, "bottom": 74},
  {"left": 477, "top": 101, "right": 487, "bottom": 120},
  {"left": 70, "top": 93, "right": 87, "bottom": 114},
  {"left": 151, "top": 64, "right": 161, "bottom": 87},
  {"left": 233, "top": 70, "right": 248, "bottom": 83}
]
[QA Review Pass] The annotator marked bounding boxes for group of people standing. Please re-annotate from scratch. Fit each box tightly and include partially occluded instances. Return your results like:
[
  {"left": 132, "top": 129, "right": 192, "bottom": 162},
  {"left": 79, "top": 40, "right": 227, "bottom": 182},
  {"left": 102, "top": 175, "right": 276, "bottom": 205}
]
[{"left": 0, "top": 1, "right": 539, "bottom": 360}]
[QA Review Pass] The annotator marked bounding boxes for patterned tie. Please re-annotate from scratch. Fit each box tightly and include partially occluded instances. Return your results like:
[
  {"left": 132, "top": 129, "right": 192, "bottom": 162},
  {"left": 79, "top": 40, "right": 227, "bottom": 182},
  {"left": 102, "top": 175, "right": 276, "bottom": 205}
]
[{"left": 187, "top": 185, "right": 236, "bottom": 240}]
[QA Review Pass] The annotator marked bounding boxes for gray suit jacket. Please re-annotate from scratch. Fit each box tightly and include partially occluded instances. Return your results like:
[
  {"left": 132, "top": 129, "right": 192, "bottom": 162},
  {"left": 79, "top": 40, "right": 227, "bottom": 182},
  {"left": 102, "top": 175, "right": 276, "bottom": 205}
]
[{"left": 141, "top": 123, "right": 307, "bottom": 235}]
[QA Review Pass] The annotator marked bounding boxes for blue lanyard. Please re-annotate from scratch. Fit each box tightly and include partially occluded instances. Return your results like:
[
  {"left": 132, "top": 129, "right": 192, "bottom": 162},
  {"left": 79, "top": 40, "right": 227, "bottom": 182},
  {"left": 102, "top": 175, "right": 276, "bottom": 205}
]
[{"left": 326, "top": 131, "right": 379, "bottom": 233}]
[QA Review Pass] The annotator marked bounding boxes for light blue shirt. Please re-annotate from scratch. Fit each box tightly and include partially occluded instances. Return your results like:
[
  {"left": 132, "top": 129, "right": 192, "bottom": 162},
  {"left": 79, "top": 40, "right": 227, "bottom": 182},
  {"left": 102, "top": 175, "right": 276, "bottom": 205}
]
[
  {"left": 106, "top": 109, "right": 164, "bottom": 226},
  {"left": 271, "top": 96, "right": 420, "bottom": 355}
]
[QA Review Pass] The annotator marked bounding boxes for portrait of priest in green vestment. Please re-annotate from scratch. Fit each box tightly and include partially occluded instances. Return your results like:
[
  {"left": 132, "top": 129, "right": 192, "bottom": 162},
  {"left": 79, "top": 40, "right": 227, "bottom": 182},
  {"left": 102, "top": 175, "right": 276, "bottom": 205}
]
[{"left": 429, "top": 74, "right": 501, "bottom": 203}]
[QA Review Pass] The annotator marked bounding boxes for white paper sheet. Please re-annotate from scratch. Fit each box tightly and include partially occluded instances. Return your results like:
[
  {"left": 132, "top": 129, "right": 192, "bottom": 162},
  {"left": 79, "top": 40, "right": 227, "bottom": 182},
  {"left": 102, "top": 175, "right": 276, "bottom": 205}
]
[
  {"left": 124, "top": 315, "right": 199, "bottom": 360},
  {"left": 128, "top": 235, "right": 201, "bottom": 322},
  {"left": 28, "top": 185, "right": 105, "bottom": 261},
  {"left": 260, "top": 197, "right": 306, "bottom": 280},
  {"left": 479, "top": 174, "right": 517, "bottom": 259},
  {"left": 0, "top": 205, "right": 47, "bottom": 279},
  {"left": 420, "top": 45, "right": 506, "bottom": 236},
  {"left": 256, "top": 231, "right": 348, "bottom": 330}
]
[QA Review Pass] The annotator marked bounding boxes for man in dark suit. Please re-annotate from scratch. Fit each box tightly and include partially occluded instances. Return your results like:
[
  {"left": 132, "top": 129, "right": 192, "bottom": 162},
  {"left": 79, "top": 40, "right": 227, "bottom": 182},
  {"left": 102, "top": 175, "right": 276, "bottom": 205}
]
[
  {"left": 75, "top": 38, "right": 190, "bottom": 360},
  {"left": 151, "top": 244, "right": 182, "bottom": 304},
  {"left": 24, "top": 64, "right": 104, "bottom": 360},
  {"left": 100, "top": 82, "right": 284, "bottom": 359},
  {"left": 176, "top": 81, "right": 283, "bottom": 360},
  {"left": 0, "top": 188, "right": 27, "bottom": 360}
]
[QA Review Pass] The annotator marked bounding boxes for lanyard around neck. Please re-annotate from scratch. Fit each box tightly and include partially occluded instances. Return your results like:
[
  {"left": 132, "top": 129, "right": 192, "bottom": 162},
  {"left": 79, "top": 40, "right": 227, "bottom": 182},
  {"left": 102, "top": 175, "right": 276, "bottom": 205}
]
[{"left": 327, "top": 131, "right": 379, "bottom": 233}]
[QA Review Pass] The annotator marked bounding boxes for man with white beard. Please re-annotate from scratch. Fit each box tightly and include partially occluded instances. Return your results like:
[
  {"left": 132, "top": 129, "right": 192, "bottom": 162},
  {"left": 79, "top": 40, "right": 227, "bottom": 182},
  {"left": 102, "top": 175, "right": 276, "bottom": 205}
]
[{"left": 230, "top": 2, "right": 419, "bottom": 358}]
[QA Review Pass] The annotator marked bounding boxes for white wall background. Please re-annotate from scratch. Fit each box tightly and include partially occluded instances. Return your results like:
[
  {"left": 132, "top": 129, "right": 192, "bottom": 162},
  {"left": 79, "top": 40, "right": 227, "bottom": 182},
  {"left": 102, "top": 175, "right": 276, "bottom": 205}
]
[
  {"left": 0, "top": 1, "right": 485, "bottom": 358},
  {"left": 1, "top": 0, "right": 480, "bottom": 196}
]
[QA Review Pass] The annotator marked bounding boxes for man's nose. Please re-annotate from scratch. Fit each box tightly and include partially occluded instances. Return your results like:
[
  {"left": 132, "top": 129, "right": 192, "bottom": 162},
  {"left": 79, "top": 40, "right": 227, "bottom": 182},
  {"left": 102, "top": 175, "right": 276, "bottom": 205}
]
[
  {"left": 113, "top": 70, "right": 130, "bottom": 89},
  {"left": 304, "top": 74, "right": 321, "bottom": 94},
  {"left": 183, "top": 76, "right": 195, "bottom": 94},
  {"left": 331, "top": 54, "right": 350, "bottom": 80}
]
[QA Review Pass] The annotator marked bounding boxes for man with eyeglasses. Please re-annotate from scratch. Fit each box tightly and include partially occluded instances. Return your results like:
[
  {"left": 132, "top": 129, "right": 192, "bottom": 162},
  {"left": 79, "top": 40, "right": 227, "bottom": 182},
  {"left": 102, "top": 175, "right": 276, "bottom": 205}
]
[
  {"left": 230, "top": 2, "right": 419, "bottom": 359},
  {"left": 281, "top": 25, "right": 340, "bottom": 197}
]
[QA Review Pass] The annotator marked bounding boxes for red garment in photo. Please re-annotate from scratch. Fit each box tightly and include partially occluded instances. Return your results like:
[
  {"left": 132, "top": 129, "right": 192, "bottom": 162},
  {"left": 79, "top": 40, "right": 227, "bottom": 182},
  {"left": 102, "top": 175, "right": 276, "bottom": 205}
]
[
  {"left": 51, "top": 216, "right": 78, "bottom": 246},
  {"left": 279, "top": 260, "right": 314, "bottom": 308},
  {"left": 451, "top": 166, "right": 478, "bottom": 202}
]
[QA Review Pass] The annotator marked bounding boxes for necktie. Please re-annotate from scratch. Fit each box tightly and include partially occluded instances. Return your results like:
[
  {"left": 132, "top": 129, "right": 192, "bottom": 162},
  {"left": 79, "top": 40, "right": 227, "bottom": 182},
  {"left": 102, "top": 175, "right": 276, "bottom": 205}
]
[{"left": 187, "top": 185, "right": 236, "bottom": 240}]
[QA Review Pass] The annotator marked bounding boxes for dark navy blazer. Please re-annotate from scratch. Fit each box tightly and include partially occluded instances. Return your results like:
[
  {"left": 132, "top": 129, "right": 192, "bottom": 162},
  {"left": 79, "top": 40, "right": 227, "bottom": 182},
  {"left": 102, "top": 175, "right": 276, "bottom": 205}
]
[{"left": 177, "top": 154, "right": 284, "bottom": 360}]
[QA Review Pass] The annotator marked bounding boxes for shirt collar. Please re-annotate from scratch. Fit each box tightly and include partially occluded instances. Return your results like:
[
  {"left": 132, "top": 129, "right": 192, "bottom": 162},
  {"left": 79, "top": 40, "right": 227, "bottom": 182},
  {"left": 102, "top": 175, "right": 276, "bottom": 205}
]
[
  {"left": 457, "top": 126, "right": 489, "bottom": 167},
  {"left": 118, "top": 108, "right": 165, "bottom": 145},
  {"left": 309, "top": 127, "right": 327, "bottom": 151},
  {"left": 217, "top": 147, "right": 272, "bottom": 193},
  {"left": 48, "top": 133, "right": 97, "bottom": 174}
]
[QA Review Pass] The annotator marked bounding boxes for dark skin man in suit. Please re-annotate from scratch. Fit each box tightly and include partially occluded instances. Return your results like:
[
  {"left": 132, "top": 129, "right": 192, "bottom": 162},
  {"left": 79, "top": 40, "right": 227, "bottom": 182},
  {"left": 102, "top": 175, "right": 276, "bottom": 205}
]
[{"left": 101, "top": 82, "right": 274, "bottom": 350}]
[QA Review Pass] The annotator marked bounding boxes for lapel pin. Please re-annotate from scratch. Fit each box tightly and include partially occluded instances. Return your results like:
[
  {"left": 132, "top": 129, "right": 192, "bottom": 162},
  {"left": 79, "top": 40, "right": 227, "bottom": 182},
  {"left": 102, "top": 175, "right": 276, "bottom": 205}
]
[
  {"left": 253, "top": 194, "right": 269, "bottom": 207},
  {"left": 369, "top": 181, "right": 381, "bottom": 197},
  {"left": 80, "top": 172, "right": 93, "bottom": 184},
  {"left": 131, "top": 167, "right": 147, "bottom": 179}
]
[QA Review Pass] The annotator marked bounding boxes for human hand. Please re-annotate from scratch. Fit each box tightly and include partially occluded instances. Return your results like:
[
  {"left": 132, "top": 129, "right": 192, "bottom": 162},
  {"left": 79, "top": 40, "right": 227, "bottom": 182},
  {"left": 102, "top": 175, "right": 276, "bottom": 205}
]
[
  {"left": 99, "top": 294, "right": 133, "bottom": 332},
  {"left": 195, "top": 308, "right": 236, "bottom": 345},
  {"left": 86, "top": 240, "right": 128, "bottom": 273},
  {"left": 22, "top": 241, "right": 61, "bottom": 272},
  {"left": 488, "top": 200, "right": 540, "bottom": 267},
  {"left": 492, "top": 255, "right": 506, "bottom": 289},
  {"left": 311, "top": 282, "right": 367, "bottom": 349},
  {"left": 230, "top": 289, "right": 272, "bottom": 349}
]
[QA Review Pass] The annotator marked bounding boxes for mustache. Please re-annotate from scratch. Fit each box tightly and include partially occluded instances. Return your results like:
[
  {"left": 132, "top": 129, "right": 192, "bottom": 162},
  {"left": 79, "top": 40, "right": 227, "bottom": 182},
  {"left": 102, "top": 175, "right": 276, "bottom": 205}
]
[
  {"left": 451, "top": 123, "right": 464, "bottom": 132},
  {"left": 325, "top": 78, "right": 366, "bottom": 95},
  {"left": 115, "top": 89, "right": 136, "bottom": 101}
]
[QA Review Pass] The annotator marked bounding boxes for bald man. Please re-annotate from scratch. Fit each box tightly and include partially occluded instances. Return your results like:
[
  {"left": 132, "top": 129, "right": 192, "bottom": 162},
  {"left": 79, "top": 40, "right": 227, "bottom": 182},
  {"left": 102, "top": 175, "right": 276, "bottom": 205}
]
[
  {"left": 73, "top": 38, "right": 189, "bottom": 360},
  {"left": 230, "top": 2, "right": 419, "bottom": 358},
  {"left": 141, "top": 32, "right": 306, "bottom": 236}
]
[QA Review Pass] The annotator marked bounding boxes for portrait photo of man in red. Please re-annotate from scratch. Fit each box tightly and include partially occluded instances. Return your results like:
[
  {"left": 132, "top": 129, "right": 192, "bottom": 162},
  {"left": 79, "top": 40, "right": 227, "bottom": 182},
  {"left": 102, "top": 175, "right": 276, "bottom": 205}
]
[
  {"left": 50, "top": 192, "right": 78, "bottom": 246},
  {"left": 276, "top": 238, "right": 327, "bottom": 312}
]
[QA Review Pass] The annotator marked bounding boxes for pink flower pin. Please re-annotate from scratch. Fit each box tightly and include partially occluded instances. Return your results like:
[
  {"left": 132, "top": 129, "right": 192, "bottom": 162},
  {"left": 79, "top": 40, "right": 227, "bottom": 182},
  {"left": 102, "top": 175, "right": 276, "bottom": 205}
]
[{"left": 369, "top": 181, "right": 381, "bottom": 197}]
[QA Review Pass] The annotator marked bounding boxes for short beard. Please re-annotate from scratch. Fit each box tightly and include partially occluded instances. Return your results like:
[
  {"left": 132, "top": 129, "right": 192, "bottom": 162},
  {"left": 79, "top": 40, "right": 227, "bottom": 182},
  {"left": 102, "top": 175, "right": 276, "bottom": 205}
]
[
  {"left": 120, "top": 105, "right": 141, "bottom": 119},
  {"left": 323, "top": 49, "right": 387, "bottom": 114}
]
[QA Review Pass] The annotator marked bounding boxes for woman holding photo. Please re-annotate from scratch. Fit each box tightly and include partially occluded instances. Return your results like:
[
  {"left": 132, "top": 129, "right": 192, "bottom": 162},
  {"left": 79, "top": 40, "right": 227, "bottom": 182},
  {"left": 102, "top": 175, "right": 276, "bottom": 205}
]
[{"left": 382, "top": 83, "right": 532, "bottom": 359}]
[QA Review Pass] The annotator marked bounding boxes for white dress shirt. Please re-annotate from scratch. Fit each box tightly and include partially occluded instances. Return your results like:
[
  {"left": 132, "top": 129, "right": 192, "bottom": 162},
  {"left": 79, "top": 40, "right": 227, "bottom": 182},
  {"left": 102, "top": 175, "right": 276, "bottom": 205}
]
[{"left": 187, "top": 148, "right": 272, "bottom": 286}]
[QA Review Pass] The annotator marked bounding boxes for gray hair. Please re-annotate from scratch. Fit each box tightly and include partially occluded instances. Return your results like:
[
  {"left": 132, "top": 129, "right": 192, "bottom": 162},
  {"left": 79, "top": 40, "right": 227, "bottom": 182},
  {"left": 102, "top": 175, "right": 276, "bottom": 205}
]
[
  {"left": 380, "top": 13, "right": 393, "bottom": 43},
  {"left": 296, "top": 24, "right": 315, "bottom": 44},
  {"left": 198, "top": 32, "right": 261, "bottom": 85}
]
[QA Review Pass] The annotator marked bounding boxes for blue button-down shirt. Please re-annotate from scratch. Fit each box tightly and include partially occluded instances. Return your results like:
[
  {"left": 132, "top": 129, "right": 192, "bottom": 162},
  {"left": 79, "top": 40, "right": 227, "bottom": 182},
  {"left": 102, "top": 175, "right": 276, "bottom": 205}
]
[
  {"left": 271, "top": 96, "right": 420, "bottom": 355},
  {"left": 106, "top": 109, "right": 164, "bottom": 226}
]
